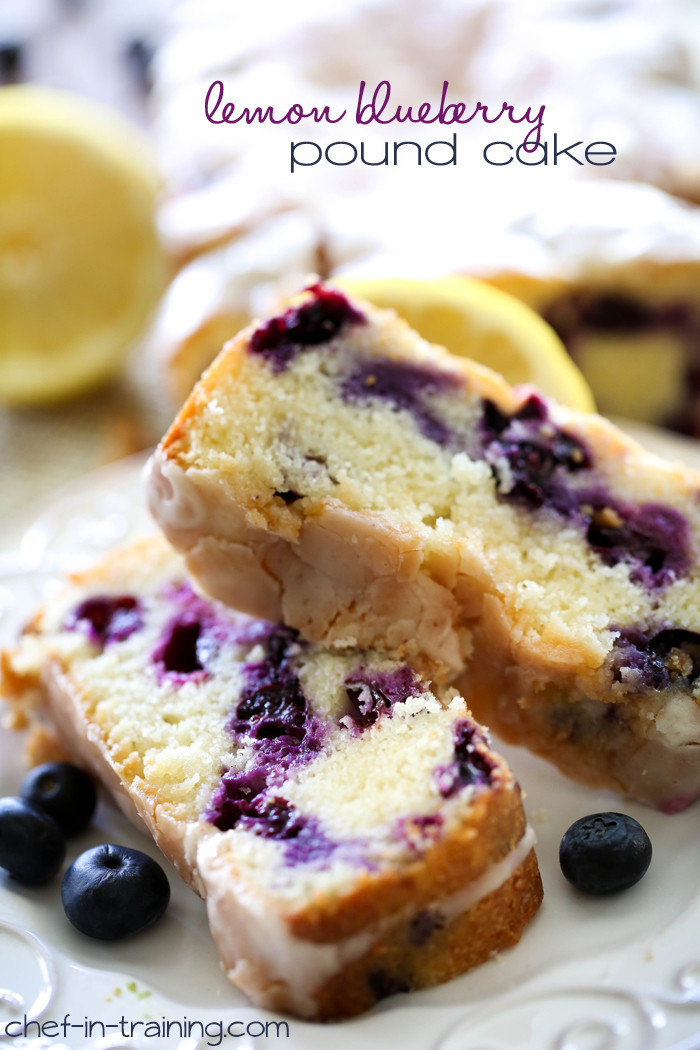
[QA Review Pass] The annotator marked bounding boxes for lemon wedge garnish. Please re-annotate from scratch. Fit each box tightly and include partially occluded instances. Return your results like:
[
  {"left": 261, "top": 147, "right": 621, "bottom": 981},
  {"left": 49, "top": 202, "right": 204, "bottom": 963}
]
[
  {"left": 0, "top": 86, "right": 164, "bottom": 406},
  {"left": 338, "top": 275, "right": 595, "bottom": 412}
]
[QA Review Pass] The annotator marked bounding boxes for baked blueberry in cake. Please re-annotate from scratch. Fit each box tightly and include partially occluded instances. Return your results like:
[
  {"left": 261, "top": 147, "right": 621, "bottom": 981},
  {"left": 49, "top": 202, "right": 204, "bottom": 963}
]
[
  {"left": 1, "top": 535, "right": 542, "bottom": 1020},
  {"left": 148, "top": 281, "right": 700, "bottom": 812}
]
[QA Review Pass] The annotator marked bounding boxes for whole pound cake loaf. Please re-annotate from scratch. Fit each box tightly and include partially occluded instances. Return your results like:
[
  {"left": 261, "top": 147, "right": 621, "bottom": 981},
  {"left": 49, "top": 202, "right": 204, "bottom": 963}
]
[
  {"left": 148, "top": 283, "right": 700, "bottom": 812},
  {"left": 1, "top": 535, "right": 541, "bottom": 1020},
  {"left": 469, "top": 182, "right": 700, "bottom": 435}
]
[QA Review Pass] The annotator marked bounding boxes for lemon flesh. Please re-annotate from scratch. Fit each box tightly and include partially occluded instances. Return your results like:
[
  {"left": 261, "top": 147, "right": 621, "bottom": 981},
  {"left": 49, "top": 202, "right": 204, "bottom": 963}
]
[
  {"left": 0, "top": 87, "right": 163, "bottom": 406},
  {"left": 339, "top": 275, "right": 595, "bottom": 413}
]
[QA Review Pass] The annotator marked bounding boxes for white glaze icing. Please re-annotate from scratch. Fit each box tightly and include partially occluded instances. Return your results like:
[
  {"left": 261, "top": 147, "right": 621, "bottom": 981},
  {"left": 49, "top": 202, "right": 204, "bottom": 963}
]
[
  {"left": 333, "top": 179, "right": 700, "bottom": 286},
  {"left": 145, "top": 451, "right": 207, "bottom": 534}
]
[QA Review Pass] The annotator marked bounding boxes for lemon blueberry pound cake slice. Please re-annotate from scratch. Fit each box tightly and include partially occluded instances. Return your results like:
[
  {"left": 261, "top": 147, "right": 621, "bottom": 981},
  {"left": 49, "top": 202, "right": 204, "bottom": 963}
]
[
  {"left": 148, "top": 282, "right": 700, "bottom": 813},
  {"left": 2, "top": 535, "right": 542, "bottom": 1020}
]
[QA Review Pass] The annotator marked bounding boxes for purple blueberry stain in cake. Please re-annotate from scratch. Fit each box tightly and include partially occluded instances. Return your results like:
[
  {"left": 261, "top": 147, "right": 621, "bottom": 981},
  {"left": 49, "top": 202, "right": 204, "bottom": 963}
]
[
  {"left": 211, "top": 773, "right": 343, "bottom": 866},
  {"left": 480, "top": 395, "right": 692, "bottom": 590},
  {"left": 237, "top": 797, "right": 304, "bottom": 840},
  {"left": 368, "top": 970, "right": 411, "bottom": 1001},
  {"left": 335, "top": 339, "right": 692, "bottom": 591},
  {"left": 153, "top": 619, "right": 207, "bottom": 677},
  {"left": 206, "top": 626, "right": 384, "bottom": 868},
  {"left": 609, "top": 624, "right": 700, "bottom": 692},
  {"left": 341, "top": 357, "right": 462, "bottom": 447},
  {"left": 280, "top": 810, "right": 341, "bottom": 867},
  {"left": 397, "top": 813, "right": 443, "bottom": 854},
  {"left": 249, "top": 284, "right": 366, "bottom": 372},
  {"left": 546, "top": 293, "right": 650, "bottom": 340},
  {"left": 208, "top": 625, "right": 333, "bottom": 853},
  {"left": 233, "top": 674, "right": 307, "bottom": 742},
  {"left": 435, "top": 720, "right": 497, "bottom": 797},
  {"left": 151, "top": 580, "right": 261, "bottom": 684},
  {"left": 343, "top": 664, "right": 426, "bottom": 731},
  {"left": 208, "top": 770, "right": 267, "bottom": 833},
  {"left": 609, "top": 628, "right": 670, "bottom": 692},
  {"left": 584, "top": 498, "right": 691, "bottom": 590},
  {"left": 230, "top": 625, "right": 311, "bottom": 742},
  {"left": 480, "top": 394, "right": 591, "bottom": 514},
  {"left": 152, "top": 584, "right": 216, "bottom": 683},
  {"left": 66, "top": 595, "right": 143, "bottom": 648},
  {"left": 210, "top": 774, "right": 339, "bottom": 864},
  {"left": 211, "top": 767, "right": 269, "bottom": 833},
  {"left": 409, "top": 908, "right": 445, "bottom": 946},
  {"left": 572, "top": 294, "right": 653, "bottom": 333}
]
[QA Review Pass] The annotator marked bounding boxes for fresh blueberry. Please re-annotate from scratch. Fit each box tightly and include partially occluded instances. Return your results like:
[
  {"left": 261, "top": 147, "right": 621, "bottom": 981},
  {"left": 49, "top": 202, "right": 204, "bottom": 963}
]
[
  {"left": 62, "top": 844, "right": 170, "bottom": 940},
  {"left": 21, "top": 762, "right": 97, "bottom": 837},
  {"left": 0, "top": 797, "right": 66, "bottom": 885},
  {"left": 559, "top": 812, "right": 652, "bottom": 894}
]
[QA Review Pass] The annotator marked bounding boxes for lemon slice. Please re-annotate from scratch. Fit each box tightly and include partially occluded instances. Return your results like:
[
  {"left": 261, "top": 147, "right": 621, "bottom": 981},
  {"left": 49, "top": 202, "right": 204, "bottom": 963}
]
[
  {"left": 0, "top": 86, "right": 164, "bottom": 406},
  {"left": 338, "top": 275, "right": 595, "bottom": 412}
]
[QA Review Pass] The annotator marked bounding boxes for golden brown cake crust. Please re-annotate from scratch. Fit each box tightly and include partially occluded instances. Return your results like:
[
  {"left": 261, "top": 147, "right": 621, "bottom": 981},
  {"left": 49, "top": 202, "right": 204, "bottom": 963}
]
[{"left": 311, "top": 848, "right": 541, "bottom": 1021}]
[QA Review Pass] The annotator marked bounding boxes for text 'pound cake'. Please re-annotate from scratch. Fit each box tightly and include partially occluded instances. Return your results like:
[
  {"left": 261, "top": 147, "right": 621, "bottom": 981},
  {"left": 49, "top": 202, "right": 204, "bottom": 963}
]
[
  {"left": 148, "top": 282, "right": 700, "bottom": 813},
  {"left": 1, "top": 535, "right": 542, "bottom": 1020}
]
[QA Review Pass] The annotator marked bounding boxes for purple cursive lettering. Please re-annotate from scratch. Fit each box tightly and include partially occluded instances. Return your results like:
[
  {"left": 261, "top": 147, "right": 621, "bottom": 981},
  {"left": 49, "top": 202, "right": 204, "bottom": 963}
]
[
  {"left": 204, "top": 79, "right": 545, "bottom": 150},
  {"left": 355, "top": 80, "right": 545, "bottom": 149},
  {"left": 205, "top": 80, "right": 346, "bottom": 126}
]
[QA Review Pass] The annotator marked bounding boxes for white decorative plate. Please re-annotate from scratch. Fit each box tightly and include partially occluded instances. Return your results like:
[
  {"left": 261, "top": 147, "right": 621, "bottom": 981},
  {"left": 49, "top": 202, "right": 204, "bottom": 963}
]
[{"left": 2, "top": 429, "right": 700, "bottom": 1050}]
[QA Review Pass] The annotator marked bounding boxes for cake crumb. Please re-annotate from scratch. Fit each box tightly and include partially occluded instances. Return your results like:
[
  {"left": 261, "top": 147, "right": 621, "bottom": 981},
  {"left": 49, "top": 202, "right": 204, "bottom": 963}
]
[{"left": 665, "top": 648, "right": 693, "bottom": 677}]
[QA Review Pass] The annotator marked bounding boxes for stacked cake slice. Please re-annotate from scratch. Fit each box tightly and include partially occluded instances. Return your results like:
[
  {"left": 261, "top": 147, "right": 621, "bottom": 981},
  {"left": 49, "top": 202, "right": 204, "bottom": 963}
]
[{"left": 148, "top": 282, "right": 700, "bottom": 813}]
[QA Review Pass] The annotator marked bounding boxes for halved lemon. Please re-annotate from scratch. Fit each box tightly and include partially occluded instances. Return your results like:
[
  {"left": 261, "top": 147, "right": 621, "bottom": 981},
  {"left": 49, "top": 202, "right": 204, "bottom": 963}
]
[
  {"left": 338, "top": 275, "right": 595, "bottom": 412},
  {"left": 0, "top": 86, "right": 164, "bottom": 406}
]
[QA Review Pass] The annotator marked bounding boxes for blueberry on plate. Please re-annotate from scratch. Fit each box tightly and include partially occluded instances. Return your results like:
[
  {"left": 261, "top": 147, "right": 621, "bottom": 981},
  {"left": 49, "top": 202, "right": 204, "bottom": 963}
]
[
  {"left": 0, "top": 797, "right": 66, "bottom": 885},
  {"left": 62, "top": 844, "right": 170, "bottom": 940},
  {"left": 21, "top": 762, "right": 97, "bottom": 837},
  {"left": 559, "top": 812, "right": 652, "bottom": 894}
]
